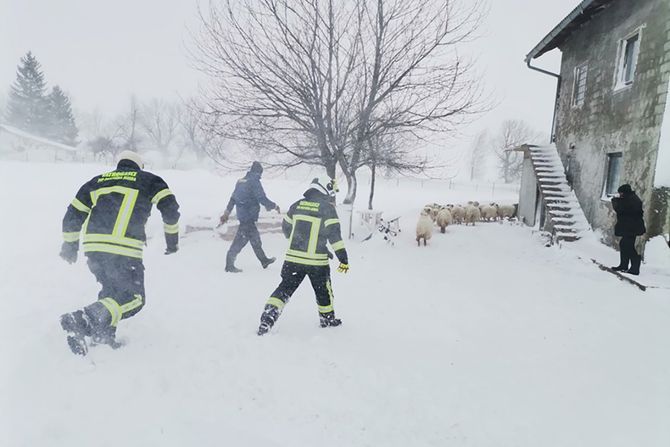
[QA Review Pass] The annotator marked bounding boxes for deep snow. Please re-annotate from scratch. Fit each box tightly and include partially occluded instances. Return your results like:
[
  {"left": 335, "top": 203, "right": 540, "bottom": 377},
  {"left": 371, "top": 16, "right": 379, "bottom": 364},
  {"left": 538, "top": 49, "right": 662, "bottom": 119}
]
[{"left": 1, "top": 160, "right": 669, "bottom": 447}]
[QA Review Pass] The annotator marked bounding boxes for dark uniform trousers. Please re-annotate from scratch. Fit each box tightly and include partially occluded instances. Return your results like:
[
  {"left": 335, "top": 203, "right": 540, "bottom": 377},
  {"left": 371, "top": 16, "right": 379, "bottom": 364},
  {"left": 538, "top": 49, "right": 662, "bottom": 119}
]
[
  {"left": 269, "top": 262, "right": 334, "bottom": 313},
  {"left": 619, "top": 235, "right": 640, "bottom": 268},
  {"left": 226, "top": 221, "right": 268, "bottom": 266},
  {"left": 83, "top": 253, "right": 146, "bottom": 335}
]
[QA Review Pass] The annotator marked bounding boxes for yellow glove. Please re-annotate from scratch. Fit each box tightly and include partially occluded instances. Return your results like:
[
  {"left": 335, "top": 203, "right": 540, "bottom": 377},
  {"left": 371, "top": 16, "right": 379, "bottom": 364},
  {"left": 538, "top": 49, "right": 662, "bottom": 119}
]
[{"left": 337, "top": 263, "right": 350, "bottom": 274}]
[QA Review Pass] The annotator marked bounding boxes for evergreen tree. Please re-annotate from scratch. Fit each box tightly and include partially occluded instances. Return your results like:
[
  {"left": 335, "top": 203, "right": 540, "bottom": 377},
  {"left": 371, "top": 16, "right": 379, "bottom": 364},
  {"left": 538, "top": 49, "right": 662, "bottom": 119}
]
[
  {"left": 47, "top": 86, "right": 79, "bottom": 146},
  {"left": 6, "top": 52, "right": 50, "bottom": 135}
]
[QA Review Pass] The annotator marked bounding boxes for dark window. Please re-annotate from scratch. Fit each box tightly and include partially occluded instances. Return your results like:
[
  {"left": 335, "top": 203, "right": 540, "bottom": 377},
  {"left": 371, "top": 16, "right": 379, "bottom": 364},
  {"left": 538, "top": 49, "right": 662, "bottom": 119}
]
[
  {"left": 604, "top": 153, "right": 622, "bottom": 197},
  {"left": 572, "top": 64, "right": 588, "bottom": 107}
]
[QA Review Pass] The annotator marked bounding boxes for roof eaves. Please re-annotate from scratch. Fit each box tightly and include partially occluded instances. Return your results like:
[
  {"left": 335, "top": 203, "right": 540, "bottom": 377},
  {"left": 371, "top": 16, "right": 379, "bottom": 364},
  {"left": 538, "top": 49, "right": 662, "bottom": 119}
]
[{"left": 525, "top": 0, "right": 613, "bottom": 62}]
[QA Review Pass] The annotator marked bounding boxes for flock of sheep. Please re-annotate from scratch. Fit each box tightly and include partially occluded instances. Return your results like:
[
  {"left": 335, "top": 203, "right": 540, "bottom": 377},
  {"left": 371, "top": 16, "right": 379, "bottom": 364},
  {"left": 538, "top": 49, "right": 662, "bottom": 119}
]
[{"left": 415, "top": 201, "right": 518, "bottom": 246}]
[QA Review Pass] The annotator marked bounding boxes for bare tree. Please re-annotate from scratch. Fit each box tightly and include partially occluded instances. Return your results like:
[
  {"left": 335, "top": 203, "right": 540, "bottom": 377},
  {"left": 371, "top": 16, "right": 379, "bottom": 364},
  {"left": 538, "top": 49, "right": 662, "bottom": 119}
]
[
  {"left": 179, "top": 100, "right": 219, "bottom": 162},
  {"left": 493, "top": 120, "right": 543, "bottom": 183},
  {"left": 114, "top": 96, "right": 142, "bottom": 152},
  {"left": 468, "top": 129, "right": 489, "bottom": 181},
  {"left": 140, "top": 99, "right": 182, "bottom": 154},
  {"left": 192, "top": 0, "right": 486, "bottom": 203}
]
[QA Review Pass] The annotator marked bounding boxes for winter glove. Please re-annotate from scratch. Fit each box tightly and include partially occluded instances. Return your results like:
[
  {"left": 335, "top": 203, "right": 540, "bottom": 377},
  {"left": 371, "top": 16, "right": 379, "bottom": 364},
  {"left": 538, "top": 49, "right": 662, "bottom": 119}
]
[
  {"left": 60, "top": 241, "right": 78, "bottom": 264},
  {"left": 164, "top": 245, "right": 178, "bottom": 255},
  {"left": 219, "top": 211, "right": 230, "bottom": 225},
  {"left": 337, "top": 263, "right": 349, "bottom": 274}
]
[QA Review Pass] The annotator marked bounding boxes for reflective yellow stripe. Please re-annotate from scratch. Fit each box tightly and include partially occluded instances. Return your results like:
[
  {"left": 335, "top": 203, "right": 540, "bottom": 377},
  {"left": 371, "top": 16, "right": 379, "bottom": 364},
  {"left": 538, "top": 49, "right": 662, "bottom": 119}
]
[
  {"left": 120, "top": 294, "right": 144, "bottom": 314},
  {"left": 83, "top": 243, "right": 143, "bottom": 259},
  {"left": 71, "top": 198, "right": 91, "bottom": 213},
  {"left": 151, "top": 188, "right": 173, "bottom": 204},
  {"left": 286, "top": 249, "right": 328, "bottom": 260},
  {"left": 164, "top": 222, "right": 179, "bottom": 234},
  {"left": 324, "top": 218, "right": 339, "bottom": 227},
  {"left": 267, "top": 297, "right": 285, "bottom": 310},
  {"left": 100, "top": 297, "right": 121, "bottom": 327},
  {"left": 326, "top": 279, "right": 334, "bottom": 301},
  {"left": 331, "top": 240, "right": 345, "bottom": 251},
  {"left": 285, "top": 255, "right": 329, "bottom": 266},
  {"left": 63, "top": 232, "right": 80, "bottom": 242},
  {"left": 283, "top": 214, "right": 293, "bottom": 224},
  {"left": 318, "top": 304, "right": 334, "bottom": 314},
  {"left": 83, "top": 233, "right": 144, "bottom": 249}
]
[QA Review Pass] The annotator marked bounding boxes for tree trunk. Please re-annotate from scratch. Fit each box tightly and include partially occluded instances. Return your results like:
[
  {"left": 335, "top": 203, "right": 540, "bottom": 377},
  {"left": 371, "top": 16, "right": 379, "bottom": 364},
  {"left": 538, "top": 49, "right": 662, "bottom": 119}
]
[
  {"left": 368, "top": 162, "right": 376, "bottom": 210},
  {"left": 343, "top": 169, "right": 358, "bottom": 205}
]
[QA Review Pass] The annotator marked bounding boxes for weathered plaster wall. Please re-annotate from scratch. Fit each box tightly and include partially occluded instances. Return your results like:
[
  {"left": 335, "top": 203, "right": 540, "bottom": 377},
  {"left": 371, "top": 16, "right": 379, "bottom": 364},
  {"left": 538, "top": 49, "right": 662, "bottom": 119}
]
[{"left": 554, "top": 0, "right": 670, "bottom": 245}]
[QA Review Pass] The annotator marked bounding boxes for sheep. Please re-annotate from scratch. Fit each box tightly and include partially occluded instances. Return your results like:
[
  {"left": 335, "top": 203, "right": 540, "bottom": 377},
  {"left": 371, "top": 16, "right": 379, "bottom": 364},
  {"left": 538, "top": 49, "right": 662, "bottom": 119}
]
[
  {"left": 450, "top": 205, "right": 465, "bottom": 224},
  {"left": 435, "top": 208, "right": 453, "bottom": 233},
  {"left": 423, "top": 203, "right": 440, "bottom": 221},
  {"left": 497, "top": 203, "right": 518, "bottom": 220},
  {"left": 480, "top": 203, "right": 498, "bottom": 222},
  {"left": 416, "top": 208, "right": 434, "bottom": 246},
  {"left": 464, "top": 204, "right": 481, "bottom": 226}
]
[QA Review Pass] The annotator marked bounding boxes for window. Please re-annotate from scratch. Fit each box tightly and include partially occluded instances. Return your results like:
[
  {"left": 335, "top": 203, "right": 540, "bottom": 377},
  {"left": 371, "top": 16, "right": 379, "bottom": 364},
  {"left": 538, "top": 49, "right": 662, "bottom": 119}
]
[
  {"left": 603, "top": 153, "right": 622, "bottom": 198},
  {"left": 614, "top": 30, "right": 641, "bottom": 90},
  {"left": 572, "top": 64, "right": 588, "bottom": 107}
]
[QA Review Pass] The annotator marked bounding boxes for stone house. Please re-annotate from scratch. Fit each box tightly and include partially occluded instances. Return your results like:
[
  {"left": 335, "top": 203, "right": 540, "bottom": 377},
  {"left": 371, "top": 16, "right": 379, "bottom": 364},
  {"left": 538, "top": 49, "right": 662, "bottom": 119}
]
[{"left": 519, "top": 0, "right": 669, "bottom": 247}]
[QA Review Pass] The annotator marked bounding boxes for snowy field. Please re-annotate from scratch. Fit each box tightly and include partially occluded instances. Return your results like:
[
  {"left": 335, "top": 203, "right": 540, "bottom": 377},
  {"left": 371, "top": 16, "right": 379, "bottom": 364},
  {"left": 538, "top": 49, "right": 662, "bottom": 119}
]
[{"left": 1, "top": 160, "right": 669, "bottom": 447}]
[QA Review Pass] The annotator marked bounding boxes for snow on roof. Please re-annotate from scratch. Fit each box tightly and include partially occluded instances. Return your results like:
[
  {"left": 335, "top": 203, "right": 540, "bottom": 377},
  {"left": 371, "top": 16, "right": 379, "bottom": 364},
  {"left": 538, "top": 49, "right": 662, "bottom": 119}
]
[
  {"left": 655, "top": 77, "right": 670, "bottom": 188},
  {"left": 0, "top": 123, "right": 77, "bottom": 152}
]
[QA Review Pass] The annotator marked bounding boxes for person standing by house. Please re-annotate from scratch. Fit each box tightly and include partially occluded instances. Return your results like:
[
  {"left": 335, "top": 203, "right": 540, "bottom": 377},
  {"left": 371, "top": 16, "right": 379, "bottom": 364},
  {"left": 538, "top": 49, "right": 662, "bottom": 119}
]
[
  {"left": 59, "top": 151, "right": 181, "bottom": 355},
  {"left": 220, "top": 161, "right": 280, "bottom": 273},
  {"left": 611, "top": 184, "right": 646, "bottom": 275},
  {"left": 256, "top": 176, "right": 349, "bottom": 336}
]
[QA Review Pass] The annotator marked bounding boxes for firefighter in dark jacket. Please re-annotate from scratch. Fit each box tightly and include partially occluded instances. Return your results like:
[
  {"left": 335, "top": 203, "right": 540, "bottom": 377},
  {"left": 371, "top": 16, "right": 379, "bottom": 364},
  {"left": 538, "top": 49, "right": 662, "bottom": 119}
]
[
  {"left": 220, "top": 161, "right": 279, "bottom": 272},
  {"left": 611, "top": 183, "right": 646, "bottom": 275},
  {"left": 59, "top": 151, "right": 180, "bottom": 355},
  {"left": 257, "top": 176, "right": 349, "bottom": 335}
]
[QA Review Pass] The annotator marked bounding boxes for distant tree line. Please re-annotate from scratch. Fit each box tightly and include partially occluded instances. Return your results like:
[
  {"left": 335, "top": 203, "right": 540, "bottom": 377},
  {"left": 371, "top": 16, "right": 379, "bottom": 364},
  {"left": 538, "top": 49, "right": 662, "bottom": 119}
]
[{"left": 5, "top": 52, "right": 79, "bottom": 146}]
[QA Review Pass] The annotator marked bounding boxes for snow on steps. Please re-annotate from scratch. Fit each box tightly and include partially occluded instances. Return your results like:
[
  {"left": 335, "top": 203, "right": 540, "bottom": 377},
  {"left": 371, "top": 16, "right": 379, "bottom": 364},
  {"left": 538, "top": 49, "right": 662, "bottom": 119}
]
[{"left": 529, "top": 144, "right": 591, "bottom": 243}]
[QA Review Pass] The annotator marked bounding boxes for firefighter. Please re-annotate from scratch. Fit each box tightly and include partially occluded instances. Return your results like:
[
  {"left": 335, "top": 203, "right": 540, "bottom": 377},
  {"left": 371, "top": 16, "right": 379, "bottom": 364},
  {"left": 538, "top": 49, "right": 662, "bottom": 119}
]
[
  {"left": 257, "top": 176, "right": 349, "bottom": 335},
  {"left": 220, "top": 161, "right": 280, "bottom": 272},
  {"left": 58, "top": 151, "right": 180, "bottom": 355}
]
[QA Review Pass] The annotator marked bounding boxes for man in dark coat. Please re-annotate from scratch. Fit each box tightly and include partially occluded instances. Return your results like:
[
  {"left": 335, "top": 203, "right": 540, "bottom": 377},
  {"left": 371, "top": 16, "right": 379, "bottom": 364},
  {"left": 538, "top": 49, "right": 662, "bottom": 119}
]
[
  {"left": 611, "top": 184, "right": 646, "bottom": 275},
  {"left": 220, "top": 161, "right": 280, "bottom": 272}
]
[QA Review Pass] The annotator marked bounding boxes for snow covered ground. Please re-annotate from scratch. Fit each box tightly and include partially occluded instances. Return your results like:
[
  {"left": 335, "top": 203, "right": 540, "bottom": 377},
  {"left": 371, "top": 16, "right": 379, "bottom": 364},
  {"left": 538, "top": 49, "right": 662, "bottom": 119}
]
[{"left": 1, "top": 160, "right": 669, "bottom": 447}]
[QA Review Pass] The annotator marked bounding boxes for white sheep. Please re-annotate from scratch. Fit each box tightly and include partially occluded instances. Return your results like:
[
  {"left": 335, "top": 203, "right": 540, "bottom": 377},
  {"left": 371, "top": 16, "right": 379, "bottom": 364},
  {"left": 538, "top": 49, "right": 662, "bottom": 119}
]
[
  {"left": 480, "top": 203, "right": 498, "bottom": 221},
  {"left": 416, "top": 208, "right": 434, "bottom": 246},
  {"left": 435, "top": 208, "right": 453, "bottom": 233},
  {"left": 464, "top": 204, "right": 481, "bottom": 226},
  {"left": 450, "top": 205, "right": 465, "bottom": 224},
  {"left": 497, "top": 204, "right": 518, "bottom": 220}
]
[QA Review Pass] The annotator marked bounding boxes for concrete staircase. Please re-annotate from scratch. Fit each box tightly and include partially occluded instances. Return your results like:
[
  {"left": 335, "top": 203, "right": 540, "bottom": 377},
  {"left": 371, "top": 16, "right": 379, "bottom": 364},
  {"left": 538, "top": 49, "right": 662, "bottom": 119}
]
[{"left": 529, "top": 145, "right": 591, "bottom": 242}]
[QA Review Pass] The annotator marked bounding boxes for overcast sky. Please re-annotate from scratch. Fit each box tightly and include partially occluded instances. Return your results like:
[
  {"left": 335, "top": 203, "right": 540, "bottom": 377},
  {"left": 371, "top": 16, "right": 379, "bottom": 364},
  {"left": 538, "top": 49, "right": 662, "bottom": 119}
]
[{"left": 1, "top": 0, "right": 578, "bottom": 152}]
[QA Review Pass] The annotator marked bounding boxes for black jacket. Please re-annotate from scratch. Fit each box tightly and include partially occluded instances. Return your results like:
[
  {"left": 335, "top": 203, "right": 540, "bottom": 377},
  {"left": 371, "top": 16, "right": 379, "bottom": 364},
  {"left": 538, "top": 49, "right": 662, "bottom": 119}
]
[
  {"left": 282, "top": 189, "right": 348, "bottom": 266},
  {"left": 612, "top": 191, "right": 646, "bottom": 237},
  {"left": 62, "top": 160, "right": 180, "bottom": 259},
  {"left": 225, "top": 171, "right": 276, "bottom": 223}
]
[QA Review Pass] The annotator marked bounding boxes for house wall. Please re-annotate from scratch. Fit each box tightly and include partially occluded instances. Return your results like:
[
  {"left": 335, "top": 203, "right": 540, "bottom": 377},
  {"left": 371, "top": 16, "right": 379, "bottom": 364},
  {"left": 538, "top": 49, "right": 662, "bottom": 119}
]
[{"left": 554, "top": 0, "right": 670, "bottom": 245}]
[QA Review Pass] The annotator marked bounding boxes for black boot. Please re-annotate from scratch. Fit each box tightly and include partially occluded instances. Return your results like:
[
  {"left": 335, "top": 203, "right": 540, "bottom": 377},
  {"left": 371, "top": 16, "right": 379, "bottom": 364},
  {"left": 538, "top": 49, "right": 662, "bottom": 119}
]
[
  {"left": 627, "top": 255, "right": 641, "bottom": 275},
  {"left": 225, "top": 265, "right": 243, "bottom": 273},
  {"left": 257, "top": 304, "right": 281, "bottom": 335},
  {"left": 60, "top": 310, "right": 92, "bottom": 356},
  {"left": 319, "top": 311, "right": 342, "bottom": 328},
  {"left": 261, "top": 257, "right": 276, "bottom": 269},
  {"left": 91, "top": 325, "right": 123, "bottom": 349}
]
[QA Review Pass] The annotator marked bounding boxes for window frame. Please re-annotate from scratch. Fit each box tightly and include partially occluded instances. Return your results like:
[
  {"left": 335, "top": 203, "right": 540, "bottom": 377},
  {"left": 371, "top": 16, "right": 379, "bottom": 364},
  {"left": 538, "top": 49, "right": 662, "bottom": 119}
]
[
  {"left": 602, "top": 152, "right": 623, "bottom": 200},
  {"left": 571, "top": 63, "right": 588, "bottom": 108},
  {"left": 613, "top": 27, "right": 643, "bottom": 92}
]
